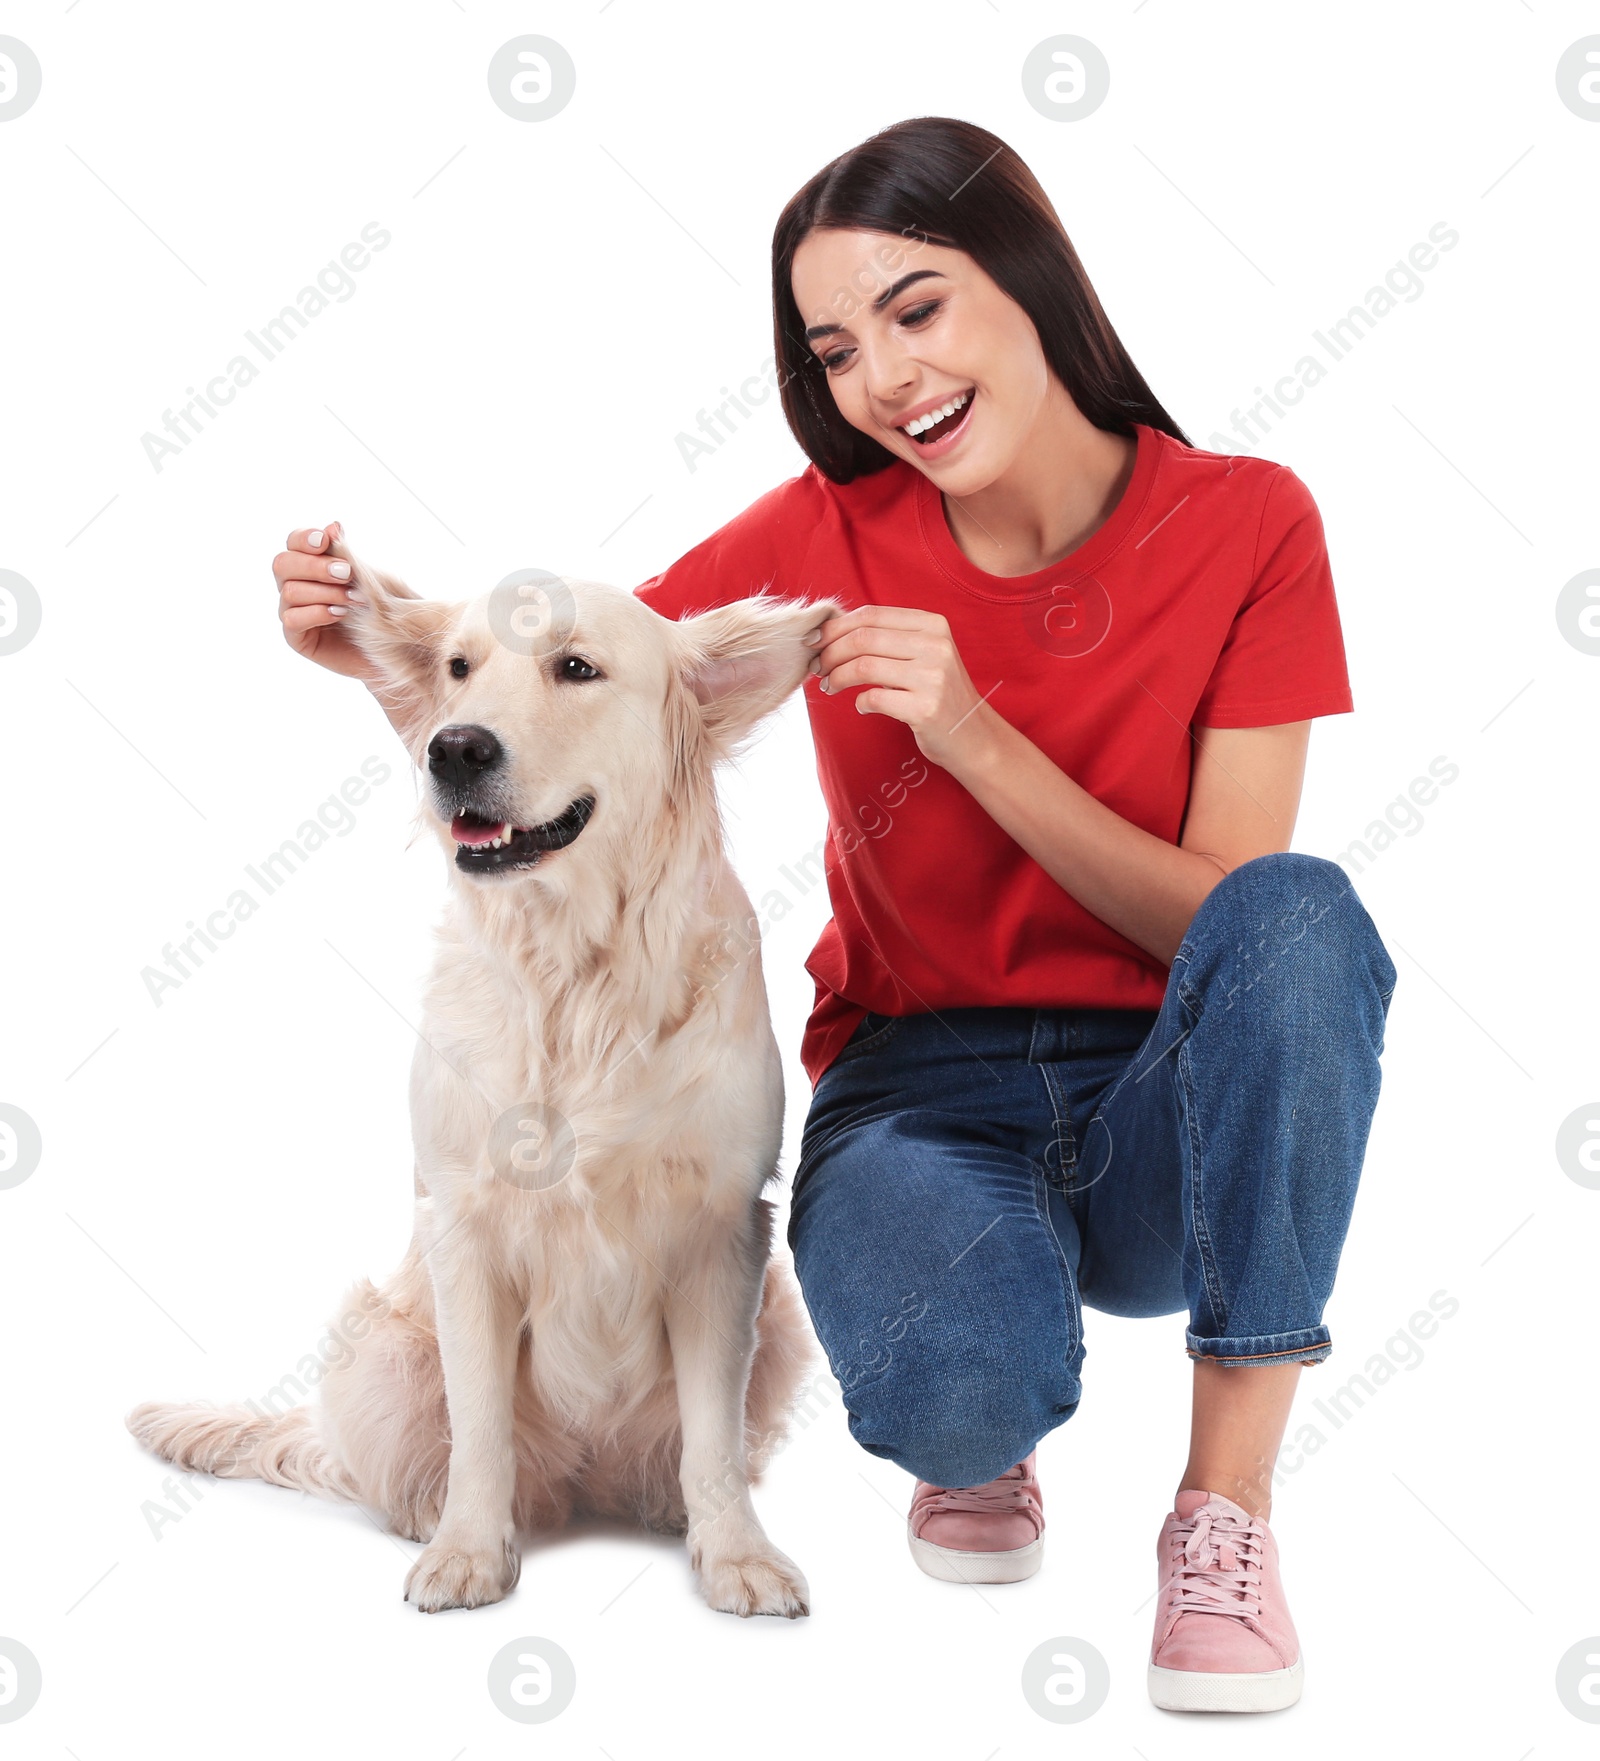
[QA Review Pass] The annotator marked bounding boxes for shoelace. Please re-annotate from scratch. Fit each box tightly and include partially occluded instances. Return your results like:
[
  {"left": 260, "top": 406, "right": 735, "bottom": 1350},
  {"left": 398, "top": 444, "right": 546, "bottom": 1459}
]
[
  {"left": 1166, "top": 1503, "right": 1266, "bottom": 1625},
  {"left": 916, "top": 1465, "right": 1041, "bottom": 1529}
]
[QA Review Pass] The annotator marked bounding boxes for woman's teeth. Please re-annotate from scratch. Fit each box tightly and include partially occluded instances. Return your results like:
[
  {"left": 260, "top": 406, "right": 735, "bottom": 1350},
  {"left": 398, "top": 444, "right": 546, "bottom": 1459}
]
[{"left": 903, "top": 391, "right": 971, "bottom": 437}]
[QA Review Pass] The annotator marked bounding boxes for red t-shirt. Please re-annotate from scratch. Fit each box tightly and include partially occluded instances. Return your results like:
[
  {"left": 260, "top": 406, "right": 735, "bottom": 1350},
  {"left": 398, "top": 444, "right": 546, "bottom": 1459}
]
[{"left": 634, "top": 422, "right": 1353, "bottom": 1088}]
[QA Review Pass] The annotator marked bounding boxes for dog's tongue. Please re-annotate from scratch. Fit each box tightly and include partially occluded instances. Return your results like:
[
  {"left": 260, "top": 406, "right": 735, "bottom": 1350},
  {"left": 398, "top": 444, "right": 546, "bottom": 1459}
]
[{"left": 452, "top": 814, "right": 507, "bottom": 846}]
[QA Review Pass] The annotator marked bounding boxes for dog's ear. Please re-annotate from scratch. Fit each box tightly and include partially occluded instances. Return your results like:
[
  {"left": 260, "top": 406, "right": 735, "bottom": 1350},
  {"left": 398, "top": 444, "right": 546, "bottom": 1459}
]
[
  {"left": 673, "top": 593, "right": 844, "bottom": 763},
  {"left": 327, "top": 535, "right": 460, "bottom": 756}
]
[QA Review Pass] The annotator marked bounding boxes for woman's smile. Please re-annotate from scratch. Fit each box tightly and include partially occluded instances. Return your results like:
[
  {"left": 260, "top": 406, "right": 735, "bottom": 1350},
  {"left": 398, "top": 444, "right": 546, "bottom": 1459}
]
[{"left": 889, "top": 386, "right": 977, "bottom": 457}]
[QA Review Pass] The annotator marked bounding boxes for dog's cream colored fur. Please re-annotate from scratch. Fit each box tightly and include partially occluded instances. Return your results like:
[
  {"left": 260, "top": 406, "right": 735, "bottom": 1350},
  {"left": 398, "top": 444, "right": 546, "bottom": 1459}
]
[{"left": 128, "top": 539, "right": 842, "bottom": 1616}]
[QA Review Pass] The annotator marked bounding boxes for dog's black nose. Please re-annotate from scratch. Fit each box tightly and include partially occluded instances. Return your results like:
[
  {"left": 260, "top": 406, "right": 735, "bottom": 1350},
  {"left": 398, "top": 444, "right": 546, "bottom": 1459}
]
[{"left": 428, "top": 724, "right": 503, "bottom": 787}]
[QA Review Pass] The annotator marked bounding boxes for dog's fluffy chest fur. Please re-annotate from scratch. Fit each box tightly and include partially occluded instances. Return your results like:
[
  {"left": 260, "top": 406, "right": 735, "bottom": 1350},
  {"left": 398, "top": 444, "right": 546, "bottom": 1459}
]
[{"left": 411, "top": 875, "right": 784, "bottom": 1236}]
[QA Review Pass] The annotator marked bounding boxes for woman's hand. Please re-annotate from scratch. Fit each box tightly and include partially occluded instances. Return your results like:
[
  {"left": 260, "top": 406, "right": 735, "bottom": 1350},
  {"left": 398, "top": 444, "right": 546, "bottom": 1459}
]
[
  {"left": 811, "top": 605, "right": 1001, "bottom": 772},
  {"left": 272, "top": 521, "right": 379, "bottom": 681}
]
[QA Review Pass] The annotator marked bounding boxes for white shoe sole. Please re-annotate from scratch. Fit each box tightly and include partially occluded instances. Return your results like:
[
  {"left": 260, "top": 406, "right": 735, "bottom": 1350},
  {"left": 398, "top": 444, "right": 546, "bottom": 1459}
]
[
  {"left": 1147, "top": 1657, "right": 1304, "bottom": 1712},
  {"left": 907, "top": 1527, "right": 1043, "bottom": 1584}
]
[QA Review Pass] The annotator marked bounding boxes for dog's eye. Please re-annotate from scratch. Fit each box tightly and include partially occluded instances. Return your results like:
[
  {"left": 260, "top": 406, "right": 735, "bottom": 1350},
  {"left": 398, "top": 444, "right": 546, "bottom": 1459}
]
[
  {"left": 560, "top": 655, "right": 601, "bottom": 682},
  {"left": 448, "top": 657, "right": 470, "bottom": 680}
]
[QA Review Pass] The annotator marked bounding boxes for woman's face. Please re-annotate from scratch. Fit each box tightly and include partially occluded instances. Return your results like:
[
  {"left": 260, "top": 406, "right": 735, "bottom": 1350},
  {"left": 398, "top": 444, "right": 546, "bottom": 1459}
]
[{"left": 790, "top": 227, "right": 1056, "bottom": 494}]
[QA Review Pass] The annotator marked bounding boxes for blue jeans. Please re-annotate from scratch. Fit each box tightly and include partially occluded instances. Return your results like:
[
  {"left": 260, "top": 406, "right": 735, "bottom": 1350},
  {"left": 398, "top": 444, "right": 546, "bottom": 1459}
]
[{"left": 786, "top": 853, "right": 1398, "bottom": 1491}]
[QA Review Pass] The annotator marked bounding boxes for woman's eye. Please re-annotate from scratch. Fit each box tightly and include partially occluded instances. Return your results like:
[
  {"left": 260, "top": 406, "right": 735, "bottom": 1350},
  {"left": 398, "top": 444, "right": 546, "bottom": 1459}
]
[
  {"left": 561, "top": 655, "right": 601, "bottom": 682},
  {"left": 818, "top": 302, "right": 939, "bottom": 375},
  {"left": 448, "top": 657, "right": 470, "bottom": 679}
]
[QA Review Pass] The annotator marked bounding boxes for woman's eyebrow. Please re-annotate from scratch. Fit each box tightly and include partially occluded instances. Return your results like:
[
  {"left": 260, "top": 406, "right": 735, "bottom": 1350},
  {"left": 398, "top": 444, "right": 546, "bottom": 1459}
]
[{"left": 803, "top": 270, "right": 946, "bottom": 341}]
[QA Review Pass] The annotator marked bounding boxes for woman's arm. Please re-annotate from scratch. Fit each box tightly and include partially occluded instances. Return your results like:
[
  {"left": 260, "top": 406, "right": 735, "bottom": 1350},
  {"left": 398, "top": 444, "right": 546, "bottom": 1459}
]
[
  {"left": 943, "top": 708, "right": 1310, "bottom": 968},
  {"left": 810, "top": 602, "right": 1312, "bottom": 969}
]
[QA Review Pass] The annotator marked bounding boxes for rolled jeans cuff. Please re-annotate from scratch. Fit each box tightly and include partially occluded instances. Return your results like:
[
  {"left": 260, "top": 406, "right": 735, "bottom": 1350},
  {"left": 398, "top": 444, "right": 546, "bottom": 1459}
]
[{"left": 1186, "top": 1326, "right": 1331, "bottom": 1368}]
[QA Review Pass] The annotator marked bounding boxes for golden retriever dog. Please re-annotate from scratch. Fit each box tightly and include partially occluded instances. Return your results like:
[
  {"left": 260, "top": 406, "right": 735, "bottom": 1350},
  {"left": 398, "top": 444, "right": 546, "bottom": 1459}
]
[{"left": 128, "top": 537, "right": 840, "bottom": 1617}]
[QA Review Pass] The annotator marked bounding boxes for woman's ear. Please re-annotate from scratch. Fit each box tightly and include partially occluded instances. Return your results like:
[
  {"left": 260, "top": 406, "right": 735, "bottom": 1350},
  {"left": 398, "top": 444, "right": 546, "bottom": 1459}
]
[
  {"left": 672, "top": 593, "right": 843, "bottom": 763},
  {"left": 327, "top": 534, "right": 460, "bottom": 756}
]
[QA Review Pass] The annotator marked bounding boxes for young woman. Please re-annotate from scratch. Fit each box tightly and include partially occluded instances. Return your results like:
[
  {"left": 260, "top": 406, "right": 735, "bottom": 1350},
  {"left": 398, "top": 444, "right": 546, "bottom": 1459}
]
[{"left": 272, "top": 117, "right": 1396, "bottom": 1714}]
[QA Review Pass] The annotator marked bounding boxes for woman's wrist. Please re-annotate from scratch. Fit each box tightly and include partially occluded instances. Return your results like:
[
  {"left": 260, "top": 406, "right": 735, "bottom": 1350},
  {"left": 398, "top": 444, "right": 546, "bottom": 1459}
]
[{"left": 936, "top": 696, "right": 1016, "bottom": 786}]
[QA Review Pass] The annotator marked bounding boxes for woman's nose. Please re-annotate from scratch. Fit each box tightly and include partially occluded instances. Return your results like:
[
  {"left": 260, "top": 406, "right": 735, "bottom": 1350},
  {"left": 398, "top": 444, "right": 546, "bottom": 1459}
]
[{"left": 861, "top": 345, "right": 917, "bottom": 409}]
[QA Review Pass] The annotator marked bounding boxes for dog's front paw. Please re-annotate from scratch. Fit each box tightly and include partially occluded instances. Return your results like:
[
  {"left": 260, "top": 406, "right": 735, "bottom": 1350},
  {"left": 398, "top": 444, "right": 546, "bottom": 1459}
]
[
  {"left": 404, "top": 1532, "right": 520, "bottom": 1613},
  {"left": 695, "top": 1545, "right": 810, "bottom": 1618}
]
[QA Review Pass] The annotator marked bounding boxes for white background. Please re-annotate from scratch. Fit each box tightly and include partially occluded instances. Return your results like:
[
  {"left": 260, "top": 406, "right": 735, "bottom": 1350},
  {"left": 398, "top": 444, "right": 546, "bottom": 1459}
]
[{"left": 2, "top": 1, "right": 1597, "bottom": 1753}]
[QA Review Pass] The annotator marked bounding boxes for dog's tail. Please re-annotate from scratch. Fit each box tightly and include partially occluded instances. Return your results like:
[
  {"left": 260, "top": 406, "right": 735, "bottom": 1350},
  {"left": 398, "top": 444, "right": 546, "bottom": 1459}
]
[{"left": 125, "top": 1399, "right": 361, "bottom": 1501}]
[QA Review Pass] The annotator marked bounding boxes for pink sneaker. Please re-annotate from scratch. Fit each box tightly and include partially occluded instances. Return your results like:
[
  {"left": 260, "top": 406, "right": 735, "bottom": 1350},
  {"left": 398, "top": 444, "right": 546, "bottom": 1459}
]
[
  {"left": 1148, "top": 1489, "right": 1304, "bottom": 1712},
  {"left": 906, "top": 1452, "right": 1045, "bottom": 1583}
]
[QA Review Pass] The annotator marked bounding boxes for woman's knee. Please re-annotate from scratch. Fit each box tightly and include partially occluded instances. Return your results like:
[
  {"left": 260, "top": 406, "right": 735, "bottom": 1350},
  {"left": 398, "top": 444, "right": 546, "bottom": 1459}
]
[
  {"left": 787, "top": 1108, "right": 1085, "bottom": 1487},
  {"left": 1175, "top": 851, "right": 1397, "bottom": 1032},
  {"left": 842, "top": 1341, "right": 1080, "bottom": 1489}
]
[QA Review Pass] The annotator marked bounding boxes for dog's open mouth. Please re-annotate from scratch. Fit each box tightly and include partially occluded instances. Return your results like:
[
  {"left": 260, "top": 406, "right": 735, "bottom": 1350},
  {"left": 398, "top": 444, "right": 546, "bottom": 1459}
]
[{"left": 450, "top": 797, "right": 596, "bottom": 873}]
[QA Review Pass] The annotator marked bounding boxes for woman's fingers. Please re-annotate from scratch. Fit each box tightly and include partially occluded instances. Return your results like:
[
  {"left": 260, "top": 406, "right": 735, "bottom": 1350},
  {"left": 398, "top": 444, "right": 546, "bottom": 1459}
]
[
  {"left": 281, "top": 578, "right": 359, "bottom": 610},
  {"left": 272, "top": 520, "right": 382, "bottom": 678},
  {"left": 274, "top": 519, "right": 348, "bottom": 589},
  {"left": 273, "top": 550, "right": 353, "bottom": 588},
  {"left": 281, "top": 603, "right": 349, "bottom": 634},
  {"left": 284, "top": 519, "right": 343, "bottom": 554}
]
